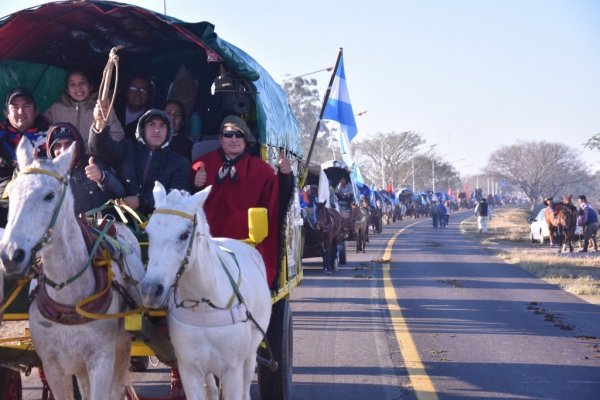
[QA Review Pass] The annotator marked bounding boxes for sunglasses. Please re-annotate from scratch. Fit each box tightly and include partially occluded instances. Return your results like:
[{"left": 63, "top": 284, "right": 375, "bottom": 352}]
[
  {"left": 128, "top": 86, "right": 149, "bottom": 94},
  {"left": 222, "top": 130, "right": 245, "bottom": 139}
]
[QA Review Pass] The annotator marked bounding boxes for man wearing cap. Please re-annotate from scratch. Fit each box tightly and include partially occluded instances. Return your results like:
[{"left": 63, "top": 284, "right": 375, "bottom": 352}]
[
  {"left": 91, "top": 103, "right": 191, "bottom": 215},
  {"left": 192, "top": 115, "right": 292, "bottom": 287},
  {"left": 0, "top": 87, "right": 49, "bottom": 225},
  {"left": 577, "top": 195, "right": 598, "bottom": 252}
]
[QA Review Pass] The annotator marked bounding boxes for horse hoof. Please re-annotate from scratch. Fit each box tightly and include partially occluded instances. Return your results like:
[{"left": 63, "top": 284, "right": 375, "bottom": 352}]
[{"left": 362, "top": 250, "right": 365, "bottom": 253}]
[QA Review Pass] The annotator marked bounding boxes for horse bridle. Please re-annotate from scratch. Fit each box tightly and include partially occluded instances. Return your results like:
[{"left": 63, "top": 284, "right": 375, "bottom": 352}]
[
  {"left": 17, "top": 167, "right": 108, "bottom": 290},
  {"left": 152, "top": 208, "right": 243, "bottom": 311},
  {"left": 154, "top": 207, "right": 278, "bottom": 371}
]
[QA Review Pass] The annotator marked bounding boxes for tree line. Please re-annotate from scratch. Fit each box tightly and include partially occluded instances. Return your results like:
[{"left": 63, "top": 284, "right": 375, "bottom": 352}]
[{"left": 284, "top": 77, "right": 599, "bottom": 210}]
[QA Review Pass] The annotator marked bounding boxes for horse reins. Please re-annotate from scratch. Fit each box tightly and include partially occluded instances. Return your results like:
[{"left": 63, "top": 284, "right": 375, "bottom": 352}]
[{"left": 154, "top": 207, "right": 279, "bottom": 372}]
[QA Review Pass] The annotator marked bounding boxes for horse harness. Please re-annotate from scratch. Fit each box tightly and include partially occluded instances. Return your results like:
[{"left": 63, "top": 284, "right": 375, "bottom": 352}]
[
  {"left": 154, "top": 207, "right": 279, "bottom": 371},
  {"left": 7, "top": 167, "right": 140, "bottom": 324}
]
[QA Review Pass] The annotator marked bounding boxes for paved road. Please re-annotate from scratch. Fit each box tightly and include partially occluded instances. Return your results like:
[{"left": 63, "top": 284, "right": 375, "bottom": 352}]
[
  {"left": 15, "top": 210, "right": 600, "bottom": 399},
  {"left": 292, "top": 211, "right": 600, "bottom": 400}
]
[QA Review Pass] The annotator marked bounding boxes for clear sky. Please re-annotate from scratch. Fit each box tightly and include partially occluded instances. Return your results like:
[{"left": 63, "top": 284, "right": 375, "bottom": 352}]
[{"left": 2, "top": 0, "right": 599, "bottom": 175}]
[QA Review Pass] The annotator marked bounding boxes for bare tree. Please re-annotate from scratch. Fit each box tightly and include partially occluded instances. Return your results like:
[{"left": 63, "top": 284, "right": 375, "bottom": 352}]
[
  {"left": 351, "top": 131, "right": 425, "bottom": 188},
  {"left": 584, "top": 133, "right": 600, "bottom": 151},
  {"left": 283, "top": 77, "right": 333, "bottom": 165},
  {"left": 486, "top": 141, "right": 589, "bottom": 210}
]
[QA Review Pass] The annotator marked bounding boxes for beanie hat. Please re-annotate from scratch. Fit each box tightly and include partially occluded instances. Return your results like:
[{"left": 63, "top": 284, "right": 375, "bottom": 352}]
[{"left": 220, "top": 115, "right": 256, "bottom": 144}]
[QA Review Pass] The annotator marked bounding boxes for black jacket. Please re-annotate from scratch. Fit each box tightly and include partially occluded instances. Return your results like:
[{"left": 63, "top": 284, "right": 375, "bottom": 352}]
[{"left": 89, "top": 126, "right": 191, "bottom": 215}]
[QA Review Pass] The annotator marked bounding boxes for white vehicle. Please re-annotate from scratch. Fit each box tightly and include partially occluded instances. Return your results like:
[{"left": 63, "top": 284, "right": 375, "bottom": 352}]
[
  {"left": 530, "top": 208, "right": 582, "bottom": 244},
  {"left": 530, "top": 209, "right": 551, "bottom": 243}
]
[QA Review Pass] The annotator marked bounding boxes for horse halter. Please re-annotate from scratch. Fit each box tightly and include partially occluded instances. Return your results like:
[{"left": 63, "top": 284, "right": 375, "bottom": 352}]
[
  {"left": 152, "top": 208, "right": 197, "bottom": 278},
  {"left": 153, "top": 208, "right": 243, "bottom": 311},
  {"left": 19, "top": 167, "right": 69, "bottom": 268}
]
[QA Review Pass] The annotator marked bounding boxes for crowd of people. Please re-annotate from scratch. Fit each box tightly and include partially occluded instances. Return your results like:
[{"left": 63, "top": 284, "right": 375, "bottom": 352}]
[{"left": 0, "top": 71, "right": 293, "bottom": 287}]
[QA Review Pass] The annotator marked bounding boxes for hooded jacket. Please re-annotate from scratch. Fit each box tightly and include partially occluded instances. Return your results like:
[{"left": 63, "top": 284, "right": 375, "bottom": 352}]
[
  {"left": 46, "top": 122, "right": 125, "bottom": 215},
  {"left": 89, "top": 109, "right": 191, "bottom": 215},
  {"left": 45, "top": 92, "right": 125, "bottom": 151}
]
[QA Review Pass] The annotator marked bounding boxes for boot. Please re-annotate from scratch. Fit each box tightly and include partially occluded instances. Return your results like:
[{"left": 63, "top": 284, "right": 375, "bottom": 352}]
[{"left": 580, "top": 241, "right": 588, "bottom": 252}]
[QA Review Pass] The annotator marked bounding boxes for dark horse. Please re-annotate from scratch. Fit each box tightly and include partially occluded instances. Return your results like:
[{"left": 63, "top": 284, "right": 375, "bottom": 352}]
[
  {"left": 314, "top": 200, "right": 341, "bottom": 274},
  {"left": 369, "top": 203, "right": 383, "bottom": 234},
  {"left": 352, "top": 204, "right": 369, "bottom": 253},
  {"left": 546, "top": 195, "right": 577, "bottom": 253}
]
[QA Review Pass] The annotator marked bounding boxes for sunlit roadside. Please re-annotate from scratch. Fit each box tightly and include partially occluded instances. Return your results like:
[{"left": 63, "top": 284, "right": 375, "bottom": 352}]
[{"left": 460, "top": 206, "right": 600, "bottom": 305}]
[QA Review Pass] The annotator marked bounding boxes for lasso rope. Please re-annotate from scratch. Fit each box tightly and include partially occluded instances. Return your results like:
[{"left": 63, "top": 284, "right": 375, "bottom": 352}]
[{"left": 97, "top": 46, "right": 122, "bottom": 130}]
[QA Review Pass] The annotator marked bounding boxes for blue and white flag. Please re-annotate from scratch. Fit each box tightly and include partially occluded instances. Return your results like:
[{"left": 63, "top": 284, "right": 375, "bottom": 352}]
[
  {"left": 369, "top": 182, "right": 377, "bottom": 207},
  {"left": 350, "top": 163, "right": 365, "bottom": 204},
  {"left": 323, "top": 51, "right": 358, "bottom": 166}
]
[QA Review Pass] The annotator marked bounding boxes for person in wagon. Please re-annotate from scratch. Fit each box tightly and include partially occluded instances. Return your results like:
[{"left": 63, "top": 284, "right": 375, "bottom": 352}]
[
  {"left": 335, "top": 176, "right": 353, "bottom": 201},
  {"left": 164, "top": 99, "right": 193, "bottom": 161},
  {"left": 90, "top": 103, "right": 191, "bottom": 215},
  {"left": 0, "top": 87, "right": 49, "bottom": 226},
  {"left": 44, "top": 69, "right": 125, "bottom": 151},
  {"left": 192, "top": 115, "right": 292, "bottom": 287},
  {"left": 46, "top": 122, "right": 125, "bottom": 216},
  {"left": 114, "top": 73, "right": 153, "bottom": 143}
]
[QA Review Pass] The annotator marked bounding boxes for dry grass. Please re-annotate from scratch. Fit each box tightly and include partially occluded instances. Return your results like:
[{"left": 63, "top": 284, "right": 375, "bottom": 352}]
[{"left": 461, "top": 207, "right": 600, "bottom": 305}]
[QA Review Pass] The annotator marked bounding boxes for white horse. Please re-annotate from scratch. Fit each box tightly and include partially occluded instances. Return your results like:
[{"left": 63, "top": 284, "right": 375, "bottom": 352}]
[
  {"left": 0, "top": 139, "right": 145, "bottom": 400},
  {"left": 140, "top": 182, "right": 272, "bottom": 400}
]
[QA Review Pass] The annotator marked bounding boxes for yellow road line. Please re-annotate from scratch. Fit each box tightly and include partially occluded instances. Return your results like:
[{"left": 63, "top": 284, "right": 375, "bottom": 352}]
[{"left": 383, "top": 221, "right": 439, "bottom": 400}]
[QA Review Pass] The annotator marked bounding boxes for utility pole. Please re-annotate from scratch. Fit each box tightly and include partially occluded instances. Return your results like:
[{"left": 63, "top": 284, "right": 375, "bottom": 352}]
[
  {"left": 380, "top": 138, "right": 385, "bottom": 188},
  {"left": 412, "top": 157, "right": 416, "bottom": 193},
  {"left": 432, "top": 159, "right": 436, "bottom": 193}
]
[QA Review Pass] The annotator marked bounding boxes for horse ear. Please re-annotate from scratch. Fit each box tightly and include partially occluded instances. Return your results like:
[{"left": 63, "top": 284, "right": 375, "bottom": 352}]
[
  {"left": 15, "top": 137, "right": 34, "bottom": 169},
  {"left": 152, "top": 181, "right": 167, "bottom": 205},
  {"left": 192, "top": 185, "right": 211, "bottom": 209},
  {"left": 53, "top": 142, "right": 76, "bottom": 176}
]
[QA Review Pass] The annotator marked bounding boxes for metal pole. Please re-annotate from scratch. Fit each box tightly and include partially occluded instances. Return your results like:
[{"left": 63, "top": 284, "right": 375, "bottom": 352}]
[
  {"left": 300, "top": 48, "right": 343, "bottom": 188},
  {"left": 381, "top": 138, "right": 385, "bottom": 188},
  {"left": 412, "top": 158, "right": 415, "bottom": 192},
  {"left": 432, "top": 159, "right": 435, "bottom": 193}
]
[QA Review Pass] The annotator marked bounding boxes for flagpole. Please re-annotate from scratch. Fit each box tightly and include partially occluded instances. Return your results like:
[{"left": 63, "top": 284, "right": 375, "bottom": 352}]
[{"left": 300, "top": 48, "right": 343, "bottom": 188}]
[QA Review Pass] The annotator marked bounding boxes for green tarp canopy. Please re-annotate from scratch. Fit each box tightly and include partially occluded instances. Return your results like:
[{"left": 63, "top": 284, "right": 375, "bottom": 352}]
[{"left": 0, "top": 0, "right": 302, "bottom": 156}]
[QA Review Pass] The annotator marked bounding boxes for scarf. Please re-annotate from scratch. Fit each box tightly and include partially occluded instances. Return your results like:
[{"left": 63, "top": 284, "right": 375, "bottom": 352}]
[
  {"left": 0, "top": 121, "right": 47, "bottom": 162},
  {"left": 216, "top": 150, "right": 247, "bottom": 184}
]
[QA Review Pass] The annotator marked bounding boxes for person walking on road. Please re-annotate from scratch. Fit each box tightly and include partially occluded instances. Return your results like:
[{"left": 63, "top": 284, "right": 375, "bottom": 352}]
[
  {"left": 430, "top": 200, "right": 441, "bottom": 228},
  {"left": 438, "top": 201, "right": 448, "bottom": 228},
  {"left": 474, "top": 197, "right": 491, "bottom": 233},
  {"left": 577, "top": 195, "right": 598, "bottom": 252}
]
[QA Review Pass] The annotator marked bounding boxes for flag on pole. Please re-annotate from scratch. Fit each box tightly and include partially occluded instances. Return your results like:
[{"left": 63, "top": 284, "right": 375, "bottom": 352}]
[
  {"left": 351, "top": 163, "right": 365, "bottom": 204},
  {"left": 323, "top": 50, "right": 358, "bottom": 166}
]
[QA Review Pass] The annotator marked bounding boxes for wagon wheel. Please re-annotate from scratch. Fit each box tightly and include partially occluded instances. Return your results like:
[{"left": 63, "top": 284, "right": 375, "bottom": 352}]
[
  {"left": 258, "top": 299, "right": 293, "bottom": 400},
  {"left": 0, "top": 367, "right": 22, "bottom": 400}
]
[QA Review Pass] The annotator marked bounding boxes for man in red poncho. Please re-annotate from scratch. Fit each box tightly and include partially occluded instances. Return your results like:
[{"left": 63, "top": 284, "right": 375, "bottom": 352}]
[{"left": 192, "top": 115, "right": 292, "bottom": 287}]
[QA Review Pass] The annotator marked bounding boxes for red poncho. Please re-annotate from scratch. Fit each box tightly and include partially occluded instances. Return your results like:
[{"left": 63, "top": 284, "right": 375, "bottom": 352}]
[{"left": 192, "top": 149, "right": 280, "bottom": 287}]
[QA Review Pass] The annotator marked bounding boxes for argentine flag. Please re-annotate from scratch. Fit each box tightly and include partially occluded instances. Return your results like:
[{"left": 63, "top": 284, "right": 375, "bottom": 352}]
[{"left": 323, "top": 51, "right": 357, "bottom": 166}]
